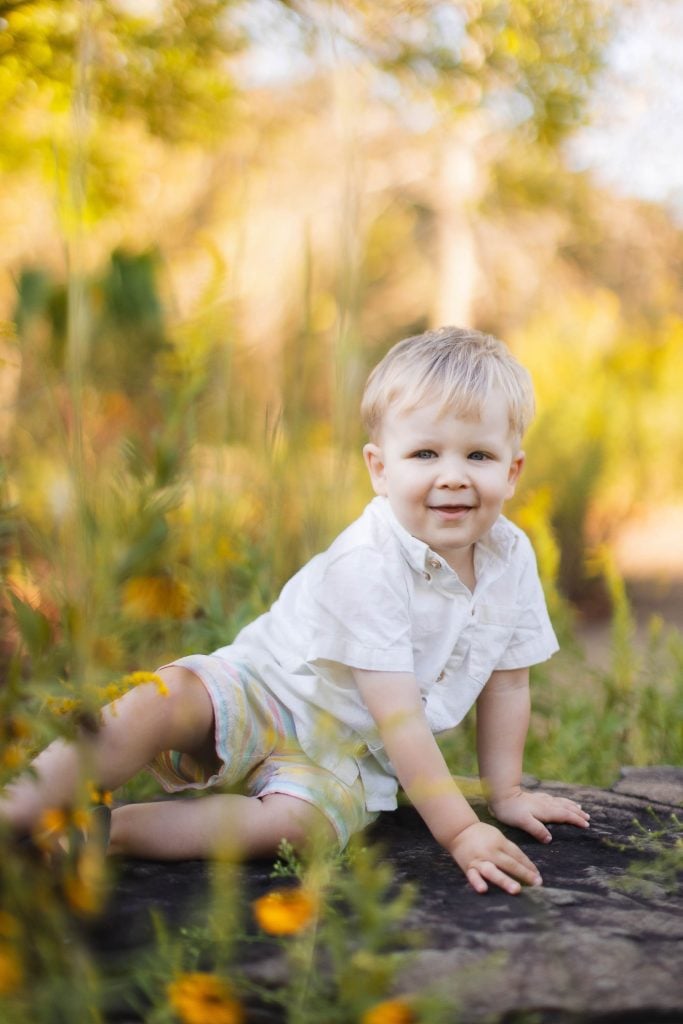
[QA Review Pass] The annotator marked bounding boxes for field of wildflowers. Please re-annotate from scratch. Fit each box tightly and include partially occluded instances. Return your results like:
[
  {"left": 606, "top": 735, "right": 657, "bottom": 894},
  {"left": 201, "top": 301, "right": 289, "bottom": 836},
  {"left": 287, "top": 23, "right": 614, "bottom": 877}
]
[
  {"left": 1, "top": 279, "right": 682, "bottom": 1020},
  {"left": 2, "top": 1, "right": 683, "bottom": 1019}
]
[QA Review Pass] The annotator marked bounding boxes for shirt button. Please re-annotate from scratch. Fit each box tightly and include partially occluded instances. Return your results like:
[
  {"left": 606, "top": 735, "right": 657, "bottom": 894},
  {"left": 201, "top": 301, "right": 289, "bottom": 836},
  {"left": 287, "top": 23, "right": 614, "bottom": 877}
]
[
  {"left": 422, "top": 571, "right": 431, "bottom": 581},
  {"left": 428, "top": 558, "right": 441, "bottom": 570},
  {"left": 437, "top": 670, "right": 445, "bottom": 682}
]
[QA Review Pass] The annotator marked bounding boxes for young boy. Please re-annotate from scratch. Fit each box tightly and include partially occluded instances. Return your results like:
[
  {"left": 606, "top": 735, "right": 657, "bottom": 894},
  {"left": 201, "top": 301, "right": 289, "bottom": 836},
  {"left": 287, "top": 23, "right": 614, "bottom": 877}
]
[{"left": 1, "top": 326, "right": 589, "bottom": 895}]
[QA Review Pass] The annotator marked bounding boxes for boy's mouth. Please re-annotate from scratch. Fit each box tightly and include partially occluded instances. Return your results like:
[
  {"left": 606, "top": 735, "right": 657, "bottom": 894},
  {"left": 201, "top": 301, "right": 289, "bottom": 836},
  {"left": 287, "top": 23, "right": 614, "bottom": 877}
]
[{"left": 428, "top": 503, "right": 473, "bottom": 518}]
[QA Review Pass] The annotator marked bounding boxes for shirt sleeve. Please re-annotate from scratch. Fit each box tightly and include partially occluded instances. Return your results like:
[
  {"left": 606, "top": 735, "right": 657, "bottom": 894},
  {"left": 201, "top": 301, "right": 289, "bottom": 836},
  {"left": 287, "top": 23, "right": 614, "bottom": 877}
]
[
  {"left": 493, "top": 533, "right": 559, "bottom": 670},
  {"left": 303, "top": 545, "right": 416, "bottom": 673}
]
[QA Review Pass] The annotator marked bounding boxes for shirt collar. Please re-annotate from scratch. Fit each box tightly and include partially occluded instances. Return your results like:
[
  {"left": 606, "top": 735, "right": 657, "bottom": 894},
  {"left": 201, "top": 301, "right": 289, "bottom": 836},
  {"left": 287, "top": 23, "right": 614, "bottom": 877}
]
[{"left": 370, "top": 495, "right": 514, "bottom": 585}]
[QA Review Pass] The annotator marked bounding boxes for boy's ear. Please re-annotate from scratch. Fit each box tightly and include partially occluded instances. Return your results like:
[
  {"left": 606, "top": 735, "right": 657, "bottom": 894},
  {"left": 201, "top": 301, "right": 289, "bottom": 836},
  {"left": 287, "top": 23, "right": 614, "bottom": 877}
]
[
  {"left": 505, "top": 450, "right": 525, "bottom": 498},
  {"left": 363, "top": 443, "right": 388, "bottom": 496}
]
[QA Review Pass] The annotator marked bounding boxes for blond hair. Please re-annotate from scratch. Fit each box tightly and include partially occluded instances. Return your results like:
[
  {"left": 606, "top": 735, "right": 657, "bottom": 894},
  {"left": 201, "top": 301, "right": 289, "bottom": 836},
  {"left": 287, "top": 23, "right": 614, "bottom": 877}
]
[{"left": 361, "top": 326, "right": 535, "bottom": 443}]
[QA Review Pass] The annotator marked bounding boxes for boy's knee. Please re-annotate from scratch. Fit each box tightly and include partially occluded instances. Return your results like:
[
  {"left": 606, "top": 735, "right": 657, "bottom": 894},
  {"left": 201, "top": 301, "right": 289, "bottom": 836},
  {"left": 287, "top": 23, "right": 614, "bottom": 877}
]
[
  {"left": 157, "top": 665, "right": 203, "bottom": 701},
  {"left": 156, "top": 666, "right": 214, "bottom": 734}
]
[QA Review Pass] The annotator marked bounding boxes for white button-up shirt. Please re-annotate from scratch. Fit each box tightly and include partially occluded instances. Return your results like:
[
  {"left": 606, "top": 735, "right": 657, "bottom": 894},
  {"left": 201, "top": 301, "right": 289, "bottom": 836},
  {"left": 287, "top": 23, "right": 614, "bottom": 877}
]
[{"left": 216, "top": 496, "right": 558, "bottom": 810}]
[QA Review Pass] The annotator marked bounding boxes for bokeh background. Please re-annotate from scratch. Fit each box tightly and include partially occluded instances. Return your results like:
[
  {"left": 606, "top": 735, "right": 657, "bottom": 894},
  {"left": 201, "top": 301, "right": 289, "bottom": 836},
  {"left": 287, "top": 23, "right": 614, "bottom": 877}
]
[
  {"left": 1, "top": 0, "right": 682, "bottom": 784},
  {"left": 1, "top": 8, "right": 682, "bottom": 1014}
]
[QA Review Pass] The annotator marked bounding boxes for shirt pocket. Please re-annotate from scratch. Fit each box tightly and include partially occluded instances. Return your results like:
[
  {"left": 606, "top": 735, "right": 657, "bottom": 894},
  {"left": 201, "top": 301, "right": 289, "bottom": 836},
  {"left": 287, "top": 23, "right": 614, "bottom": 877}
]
[{"left": 468, "top": 603, "right": 521, "bottom": 683}]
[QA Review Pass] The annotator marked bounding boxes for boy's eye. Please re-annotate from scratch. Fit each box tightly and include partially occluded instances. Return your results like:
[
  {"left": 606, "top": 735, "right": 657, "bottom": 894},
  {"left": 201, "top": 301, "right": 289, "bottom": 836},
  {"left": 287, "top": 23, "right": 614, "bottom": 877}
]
[
  {"left": 412, "top": 449, "right": 437, "bottom": 460},
  {"left": 468, "top": 451, "right": 490, "bottom": 461}
]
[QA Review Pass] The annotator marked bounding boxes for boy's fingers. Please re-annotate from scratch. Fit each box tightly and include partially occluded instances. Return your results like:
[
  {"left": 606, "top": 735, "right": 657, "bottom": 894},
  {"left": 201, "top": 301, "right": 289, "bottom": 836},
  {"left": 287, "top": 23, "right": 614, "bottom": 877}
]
[
  {"left": 467, "top": 847, "right": 542, "bottom": 894},
  {"left": 466, "top": 867, "right": 489, "bottom": 894},
  {"left": 518, "top": 813, "right": 553, "bottom": 844},
  {"left": 469, "top": 859, "right": 539, "bottom": 896},
  {"left": 538, "top": 799, "right": 590, "bottom": 828},
  {"left": 499, "top": 849, "right": 543, "bottom": 885},
  {"left": 557, "top": 809, "right": 591, "bottom": 828},
  {"left": 544, "top": 796, "right": 590, "bottom": 819},
  {"left": 501, "top": 838, "right": 538, "bottom": 870},
  {"left": 479, "top": 862, "right": 521, "bottom": 895}
]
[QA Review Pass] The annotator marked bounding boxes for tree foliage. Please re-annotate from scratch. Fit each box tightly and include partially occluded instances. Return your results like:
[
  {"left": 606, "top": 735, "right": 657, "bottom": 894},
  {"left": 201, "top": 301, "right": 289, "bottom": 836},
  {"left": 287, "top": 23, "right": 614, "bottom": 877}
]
[
  {"left": 0, "top": 0, "right": 242, "bottom": 183},
  {"left": 272, "top": 0, "right": 615, "bottom": 143},
  {"left": 0, "top": 0, "right": 617, "bottom": 205}
]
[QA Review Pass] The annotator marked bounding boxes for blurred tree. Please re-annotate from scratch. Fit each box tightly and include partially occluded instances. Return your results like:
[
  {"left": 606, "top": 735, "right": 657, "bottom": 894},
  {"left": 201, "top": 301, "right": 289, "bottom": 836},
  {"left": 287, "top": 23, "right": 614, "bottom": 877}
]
[
  {"left": 280, "top": 0, "right": 615, "bottom": 143},
  {"left": 0, "top": 0, "right": 242, "bottom": 156},
  {"left": 0, "top": 0, "right": 617, "bottom": 213},
  {"left": 275, "top": 0, "right": 619, "bottom": 326},
  {"left": 5, "top": 0, "right": 661, "bottom": 620}
]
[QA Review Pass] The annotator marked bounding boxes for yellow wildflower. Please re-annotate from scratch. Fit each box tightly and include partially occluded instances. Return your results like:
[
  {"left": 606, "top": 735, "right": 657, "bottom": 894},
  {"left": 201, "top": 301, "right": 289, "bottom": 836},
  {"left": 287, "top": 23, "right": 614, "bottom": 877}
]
[
  {"left": 1, "top": 744, "right": 24, "bottom": 770},
  {"left": 122, "top": 575, "right": 191, "bottom": 621},
  {"left": 96, "top": 671, "right": 168, "bottom": 715},
  {"left": 252, "top": 887, "right": 318, "bottom": 936},
  {"left": 361, "top": 999, "right": 416, "bottom": 1024},
  {"left": 120, "top": 670, "right": 165, "bottom": 689},
  {"left": 63, "top": 842, "right": 107, "bottom": 917},
  {"left": 33, "top": 806, "right": 88, "bottom": 852},
  {"left": 5, "top": 715, "right": 31, "bottom": 740},
  {"left": 116, "top": 671, "right": 169, "bottom": 696},
  {"left": 98, "top": 681, "right": 130, "bottom": 705},
  {"left": 0, "top": 944, "right": 22, "bottom": 995},
  {"left": 35, "top": 807, "right": 69, "bottom": 842},
  {"left": 45, "top": 695, "right": 83, "bottom": 717},
  {"left": 167, "top": 972, "right": 243, "bottom": 1024},
  {"left": 72, "top": 808, "right": 89, "bottom": 831},
  {"left": 87, "top": 782, "right": 113, "bottom": 807}
]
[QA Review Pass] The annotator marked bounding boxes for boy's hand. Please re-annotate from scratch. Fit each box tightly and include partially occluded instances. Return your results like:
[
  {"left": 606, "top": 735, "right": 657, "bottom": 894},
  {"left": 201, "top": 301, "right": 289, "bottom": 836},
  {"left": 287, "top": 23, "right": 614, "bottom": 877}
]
[
  {"left": 489, "top": 788, "right": 590, "bottom": 844},
  {"left": 448, "top": 821, "right": 543, "bottom": 895}
]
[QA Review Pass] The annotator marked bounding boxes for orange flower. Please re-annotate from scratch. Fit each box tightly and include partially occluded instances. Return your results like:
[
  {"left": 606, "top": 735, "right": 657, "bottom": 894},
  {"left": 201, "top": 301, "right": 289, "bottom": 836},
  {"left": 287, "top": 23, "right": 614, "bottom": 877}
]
[
  {"left": 167, "top": 972, "right": 243, "bottom": 1024},
  {"left": 0, "top": 944, "right": 23, "bottom": 995},
  {"left": 63, "top": 851, "right": 107, "bottom": 917},
  {"left": 87, "top": 782, "right": 113, "bottom": 807},
  {"left": 71, "top": 808, "right": 89, "bottom": 831},
  {"left": 34, "top": 807, "right": 69, "bottom": 846},
  {"left": 361, "top": 999, "right": 416, "bottom": 1024},
  {"left": 122, "top": 575, "right": 191, "bottom": 620},
  {"left": 5, "top": 715, "right": 31, "bottom": 740},
  {"left": 252, "top": 887, "right": 317, "bottom": 936},
  {"left": 33, "top": 806, "right": 89, "bottom": 854},
  {"left": 1, "top": 744, "right": 24, "bottom": 770}
]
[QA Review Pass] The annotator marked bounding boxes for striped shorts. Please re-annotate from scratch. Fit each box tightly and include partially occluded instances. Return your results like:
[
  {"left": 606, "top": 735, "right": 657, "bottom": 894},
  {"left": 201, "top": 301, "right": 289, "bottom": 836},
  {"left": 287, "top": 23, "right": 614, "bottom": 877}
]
[{"left": 147, "top": 654, "right": 377, "bottom": 849}]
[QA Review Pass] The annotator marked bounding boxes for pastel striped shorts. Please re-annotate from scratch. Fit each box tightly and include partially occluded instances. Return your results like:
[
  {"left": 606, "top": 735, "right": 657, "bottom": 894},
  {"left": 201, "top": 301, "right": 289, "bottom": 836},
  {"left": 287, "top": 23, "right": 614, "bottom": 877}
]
[{"left": 147, "top": 654, "right": 377, "bottom": 849}]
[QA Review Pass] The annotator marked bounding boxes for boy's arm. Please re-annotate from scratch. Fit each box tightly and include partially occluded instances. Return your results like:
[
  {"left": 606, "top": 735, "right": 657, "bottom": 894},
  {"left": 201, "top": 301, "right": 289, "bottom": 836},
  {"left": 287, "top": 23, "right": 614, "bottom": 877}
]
[
  {"left": 352, "top": 668, "right": 543, "bottom": 894},
  {"left": 476, "top": 667, "right": 590, "bottom": 841}
]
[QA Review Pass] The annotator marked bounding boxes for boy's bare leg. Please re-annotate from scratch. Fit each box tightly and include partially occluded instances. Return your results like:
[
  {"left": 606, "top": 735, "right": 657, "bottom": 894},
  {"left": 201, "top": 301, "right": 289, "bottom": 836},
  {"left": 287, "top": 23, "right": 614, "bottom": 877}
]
[
  {"left": 109, "top": 793, "right": 337, "bottom": 860},
  {"left": 0, "top": 667, "right": 215, "bottom": 834}
]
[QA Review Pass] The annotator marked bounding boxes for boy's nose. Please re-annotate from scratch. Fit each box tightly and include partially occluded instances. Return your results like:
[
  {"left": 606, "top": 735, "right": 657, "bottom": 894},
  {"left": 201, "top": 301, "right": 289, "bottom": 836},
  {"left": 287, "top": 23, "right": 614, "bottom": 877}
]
[{"left": 435, "top": 458, "right": 469, "bottom": 487}]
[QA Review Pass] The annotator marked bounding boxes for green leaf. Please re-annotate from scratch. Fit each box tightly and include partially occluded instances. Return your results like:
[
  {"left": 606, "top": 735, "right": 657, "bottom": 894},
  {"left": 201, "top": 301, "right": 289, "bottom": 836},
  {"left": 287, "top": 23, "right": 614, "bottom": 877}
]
[{"left": 8, "top": 590, "right": 52, "bottom": 656}]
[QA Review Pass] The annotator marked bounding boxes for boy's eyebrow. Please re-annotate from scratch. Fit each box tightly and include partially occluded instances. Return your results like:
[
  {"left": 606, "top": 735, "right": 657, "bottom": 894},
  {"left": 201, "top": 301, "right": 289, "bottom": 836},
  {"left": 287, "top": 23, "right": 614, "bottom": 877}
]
[{"left": 398, "top": 436, "right": 441, "bottom": 450}]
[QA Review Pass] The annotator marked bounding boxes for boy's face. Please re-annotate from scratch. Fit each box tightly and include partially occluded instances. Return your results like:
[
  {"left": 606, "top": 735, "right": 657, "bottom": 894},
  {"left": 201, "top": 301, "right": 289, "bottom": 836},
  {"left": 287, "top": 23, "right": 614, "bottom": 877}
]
[{"left": 363, "top": 389, "right": 524, "bottom": 580}]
